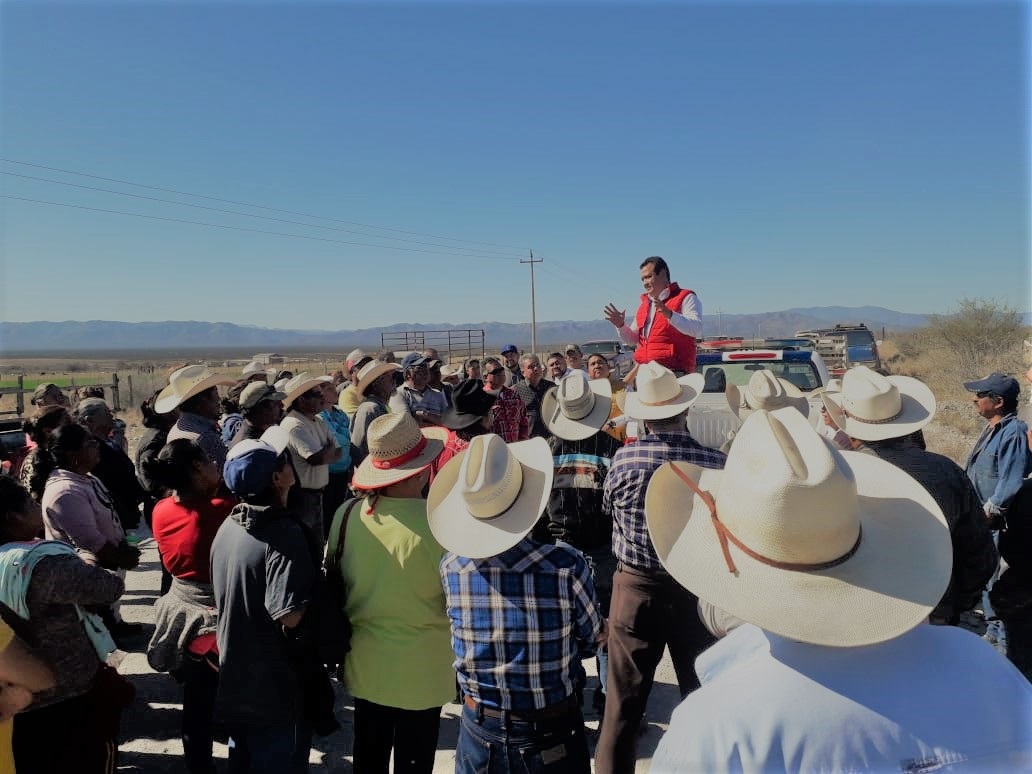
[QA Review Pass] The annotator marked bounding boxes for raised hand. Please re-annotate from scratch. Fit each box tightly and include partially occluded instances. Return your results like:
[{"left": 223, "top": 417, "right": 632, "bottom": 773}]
[{"left": 603, "top": 303, "right": 626, "bottom": 328}]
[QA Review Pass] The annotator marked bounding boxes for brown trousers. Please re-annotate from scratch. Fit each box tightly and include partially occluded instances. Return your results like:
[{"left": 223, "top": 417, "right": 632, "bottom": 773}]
[{"left": 594, "top": 564, "right": 715, "bottom": 774}]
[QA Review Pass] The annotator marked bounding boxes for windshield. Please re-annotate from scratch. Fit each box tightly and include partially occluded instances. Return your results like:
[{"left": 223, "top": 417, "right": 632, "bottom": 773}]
[
  {"left": 696, "top": 361, "right": 822, "bottom": 392},
  {"left": 581, "top": 342, "right": 619, "bottom": 355}
]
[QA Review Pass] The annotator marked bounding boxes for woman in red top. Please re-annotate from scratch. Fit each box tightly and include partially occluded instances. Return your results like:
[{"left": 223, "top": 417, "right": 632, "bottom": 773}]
[{"left": 145, "top": 440, "right": 234, "bottom": 774}]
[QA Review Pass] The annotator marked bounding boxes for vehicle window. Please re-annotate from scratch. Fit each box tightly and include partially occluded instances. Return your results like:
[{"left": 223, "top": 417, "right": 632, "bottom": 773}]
[{"left": 695, "top": 362, "right": 821, "bottom": 392}]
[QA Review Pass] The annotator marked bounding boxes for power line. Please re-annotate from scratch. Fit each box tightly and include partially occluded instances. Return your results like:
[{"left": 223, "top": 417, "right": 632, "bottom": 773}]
[
  {"left": 1, "top": 170, "right": 525, "bottom": 258},
  {"left": 2, "top": 195, "right": 518, "bottom": 261},
  {"left": 1, "top": 158, "right": 531, "bottom": 251}
]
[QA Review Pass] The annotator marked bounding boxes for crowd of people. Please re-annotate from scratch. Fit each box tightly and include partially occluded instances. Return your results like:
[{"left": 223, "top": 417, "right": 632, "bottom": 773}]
[{"left": 0, "top": 255, "right": 1030, "bottom": 773}]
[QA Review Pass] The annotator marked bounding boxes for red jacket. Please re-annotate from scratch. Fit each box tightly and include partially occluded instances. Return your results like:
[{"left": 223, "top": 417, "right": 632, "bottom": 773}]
[{"left": 633, "top": 282, "right": 697, "bottom": 372}]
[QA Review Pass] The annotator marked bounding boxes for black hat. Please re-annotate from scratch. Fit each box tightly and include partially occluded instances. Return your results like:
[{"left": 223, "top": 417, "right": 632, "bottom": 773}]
[{"left": 442, "top": 379, "right": 497, "bottom": 430}]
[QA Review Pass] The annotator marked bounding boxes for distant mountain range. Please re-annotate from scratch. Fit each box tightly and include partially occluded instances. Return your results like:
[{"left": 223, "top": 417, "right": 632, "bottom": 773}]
[{"left": 1, "top": 306, "right": 1028, "bottom": 355}]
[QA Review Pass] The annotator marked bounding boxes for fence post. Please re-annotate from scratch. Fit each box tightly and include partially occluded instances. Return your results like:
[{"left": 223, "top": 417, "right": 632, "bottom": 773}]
[
  {"left": 127, "top": 375, "right": 134, "bottom": 409},
  {"left": 111, "top": 373, "right": 121, "bottom": 411},
  {"left": 16, "top": 375, "right": 24, "bottom": 417}
]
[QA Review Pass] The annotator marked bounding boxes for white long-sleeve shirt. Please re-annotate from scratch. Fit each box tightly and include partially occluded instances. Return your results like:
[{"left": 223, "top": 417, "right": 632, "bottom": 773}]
[{"left": 615, "top": 287, "right": 703, "bottom": 344}]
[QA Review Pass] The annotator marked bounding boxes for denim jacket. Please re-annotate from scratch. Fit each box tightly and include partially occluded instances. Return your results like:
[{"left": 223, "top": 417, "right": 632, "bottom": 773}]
[{"left": 965, "top": 413, "right": 1032, "bottom": 513}]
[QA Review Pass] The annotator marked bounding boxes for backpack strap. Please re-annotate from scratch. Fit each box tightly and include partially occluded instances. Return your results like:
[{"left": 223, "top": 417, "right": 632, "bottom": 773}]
[{"left": 324, "top": 496, "right": 362, "bottom": 577}]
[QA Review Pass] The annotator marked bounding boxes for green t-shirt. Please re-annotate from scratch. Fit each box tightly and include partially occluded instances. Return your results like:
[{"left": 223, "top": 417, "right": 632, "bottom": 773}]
[{"left": 336, "top": 495, "right": 454, "bottom": 710}]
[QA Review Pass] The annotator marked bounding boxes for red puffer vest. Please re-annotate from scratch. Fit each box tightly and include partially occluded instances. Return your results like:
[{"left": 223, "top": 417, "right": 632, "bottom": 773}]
[{"left": 633, "top": 282, "right": 697, "bottom": 372}]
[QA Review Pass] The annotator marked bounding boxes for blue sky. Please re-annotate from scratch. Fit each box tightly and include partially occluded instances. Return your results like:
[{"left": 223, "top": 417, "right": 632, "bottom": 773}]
[{"left": 1, "top": 0, "right": 1028, "bottom": 332}]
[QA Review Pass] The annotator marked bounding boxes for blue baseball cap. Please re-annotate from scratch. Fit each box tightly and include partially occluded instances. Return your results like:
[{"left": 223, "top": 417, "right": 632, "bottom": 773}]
[
  {"left": 223, "top": 426, "right": 291, "bottom": 497},
  {"left": 501, "top": 344, "right": 518, "bottom": 355},
  {"left": 963, "top": 373, "right": 1020, "bottom": 401}
]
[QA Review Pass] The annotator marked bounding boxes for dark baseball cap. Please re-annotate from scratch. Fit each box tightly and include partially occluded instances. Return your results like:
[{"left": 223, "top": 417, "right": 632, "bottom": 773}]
[
  {"left": 963, "top": 373, "right": 1020, "bottom": 401},
  {"left": 501, "top": 344, "right": 518, "bottom": 355}
]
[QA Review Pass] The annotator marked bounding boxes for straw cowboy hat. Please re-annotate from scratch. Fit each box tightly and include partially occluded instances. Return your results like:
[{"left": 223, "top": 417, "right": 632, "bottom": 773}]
[
  {"left": 428, "top": 434, "right": 553, "bottom": 559},
  {"left": 645, "top": 406, "right": 951, "bottom": 647},
  {"left": 155, "top": 365, "right": 235, "bottom": 414},
  {"left": 355, "top": 360, "right": 402, "bottom": 397},
  {"left": 439, "top": 363, "right": 462, "bottom": 383},
  {"left": 821, "top": 366, "right": 935, "bottom": 442},
  {"left": 281, "top": 372, "right": 334, "bottom": 410},
  {"left": 541, "top": 370, "right": 613, "bottom": 441},
  {"left": 623, "top": 362, "right": 705, "bottom": 420},
  {"left": 741, "top": 370, "right": 809, "bottom": 416},
  {"left": 351, "top": 411, "right": 446, "bottom": 490}
]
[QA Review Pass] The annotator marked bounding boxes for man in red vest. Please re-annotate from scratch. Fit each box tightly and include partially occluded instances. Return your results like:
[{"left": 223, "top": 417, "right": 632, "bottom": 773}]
[{"left": 603, "top": 256, "right": 703, "bottom": 374}]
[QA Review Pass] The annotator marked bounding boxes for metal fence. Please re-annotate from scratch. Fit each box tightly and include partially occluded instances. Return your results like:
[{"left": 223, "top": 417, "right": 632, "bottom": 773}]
[
  {"left": 380, "top": 329, "right": 485, "bottom": 365},
  {"left": 0, "top": 373, "right": 124, "bottom": 417}
]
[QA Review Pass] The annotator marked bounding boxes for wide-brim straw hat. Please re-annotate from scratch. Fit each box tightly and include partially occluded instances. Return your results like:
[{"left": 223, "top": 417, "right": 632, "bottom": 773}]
[
  {"left": 541, "top": 371, "right": 613, "bottom": 441},
  {"left": 741, "top": 369, "right": 809, "bottom": 416},
  {"left": 428, "top": 434, "right": 553, "bottom": 559},
  {"left": 281, "top": 372, "right": 334, "bottom": 410},
  {"left": 352, "top": 411, "right": 446, "bottom": 490},
  {"left": 623, "top": 362, "right": 704, "bottom": 420},
  {"left": 645, "top": 407, "right": 951, "bottom": 647},
  {"left": 155, "top": 365, "right": 235, "bottom": 414},
  {"left": 822, "top": 366, "right": 935, "bottom": 441},
  {"left": 356, "top": 360, "right": 402, "bottom": 397}
]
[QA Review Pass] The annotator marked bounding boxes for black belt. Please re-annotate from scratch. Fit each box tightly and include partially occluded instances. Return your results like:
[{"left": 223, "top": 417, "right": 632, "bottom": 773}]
[
  {"left": 463, "top": 694, "right": 578, "bottom": 722},
  {"left": 617, "top": 560, "right": 671, "bottom": 579}
]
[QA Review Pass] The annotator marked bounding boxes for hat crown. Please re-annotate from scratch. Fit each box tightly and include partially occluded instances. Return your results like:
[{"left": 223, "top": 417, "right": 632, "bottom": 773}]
[
  {"left": 556, "top": 370, "right": 595, "bottom": 420},
  {"left": 367, "top": 412, "right": 424, "bottom": 461},
  {"left": 840, "top": 366, "right": 901, "bottom": 423},
  {"left": 635, "top": 362, "right": 682, "bottom": 405},
  {"left": 716, "top": 408, "right": 861, "bottom": 565},
  {"left": 170, "top": 365, "right": 212, "bottom": 391},
  {"left": 240, "top": 382, "right": 277, "bottom": 409},
  {"left": 458, "top": 434, "right": 523, "bottom": 520}
]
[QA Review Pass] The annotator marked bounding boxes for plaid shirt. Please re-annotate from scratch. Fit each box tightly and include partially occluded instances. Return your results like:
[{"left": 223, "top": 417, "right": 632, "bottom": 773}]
[
  {"left": 513, "top": 379, "right": 556, "bottom": 439},
  {"left": 167, "top": 411, "right": 228, "bottom": 473},
  {"left": 604, "top": 429, "right": 726, "bottom": 570},
  {"left": 441, "top": 537, "right": 604, "bottom": 711},
  {"left": 489, "top": 387, "right": 530, "bottom": 443}
]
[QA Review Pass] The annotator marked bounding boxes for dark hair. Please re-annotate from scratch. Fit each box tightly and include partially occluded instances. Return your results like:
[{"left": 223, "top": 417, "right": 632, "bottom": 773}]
[
  {"left": 144, "top": 439, "right": 210, "bottom": 493},
  {"left": 28, "top": 424, "right": 93, "bottom": 494},
  {"left": 0, "top": 477, "right": 34, "bottom": 544},
  {"left": 180, "top": 386, "right": 217, "bottom": 414},
  {"left": 640, "top": 255, "right": 670, "bottom": 280},
  {"left": 78, "top": 386, "right": 106, "bottom": 401},
  {"left": 22, "top": 407, "right": 69, "bottom": 445},
  {"left": 482, "top": 357, "right": 502, "bottom": 370},
  {"left": 141, "top": 388, "right": 175, "bottom": 430},
  {"left": 547, "top": 352, "right": 564, "bottom": 363},
  {"left": 1001, "top": 394, "right": 1019, "bottom": 414}
]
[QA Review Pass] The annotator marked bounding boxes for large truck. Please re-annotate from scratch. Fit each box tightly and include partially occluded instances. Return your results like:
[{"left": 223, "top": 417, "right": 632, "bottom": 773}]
[{"left": 793, "top": 323, "right": 881, "bottom": 377}]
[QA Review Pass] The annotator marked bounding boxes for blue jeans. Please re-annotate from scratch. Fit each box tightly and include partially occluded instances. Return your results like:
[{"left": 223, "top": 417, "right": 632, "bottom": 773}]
[
  {"left": 228, "top": 722, "right": 311, "bottom": 774},
  {"left": 455, "top": 703, "right": 590, "bottom": 774}
]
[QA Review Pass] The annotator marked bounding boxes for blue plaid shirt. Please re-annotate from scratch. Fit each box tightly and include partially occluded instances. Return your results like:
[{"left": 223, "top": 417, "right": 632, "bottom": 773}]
[
  {"left": 441, "top": 537, "right": 604, "bottom": 711},
  {"left": 604, "top": 429, "right": 726, "bottom": 570}
]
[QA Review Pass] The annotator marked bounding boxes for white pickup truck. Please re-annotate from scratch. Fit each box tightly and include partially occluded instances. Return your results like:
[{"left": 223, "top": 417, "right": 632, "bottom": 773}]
[{"left": 687, "top": 349, "right": 832, "bottom": 451}]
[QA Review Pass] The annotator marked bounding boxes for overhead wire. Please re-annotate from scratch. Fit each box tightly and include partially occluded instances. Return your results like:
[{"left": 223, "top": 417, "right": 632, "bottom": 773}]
[
  {"left": 0, "top": 170, "right": 526, "bottom": 257},
  {"left": 1, "top": 158, "right": 531, "bottom": 251},
  {"left": 1, "top": 195, "right": 519, "bottom": 261}
]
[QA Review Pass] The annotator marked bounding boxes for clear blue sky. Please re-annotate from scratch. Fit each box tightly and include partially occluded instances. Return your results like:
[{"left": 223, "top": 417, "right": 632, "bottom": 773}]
[{"left": 1, "top": 0, "right": 1028, "bottom": 331}]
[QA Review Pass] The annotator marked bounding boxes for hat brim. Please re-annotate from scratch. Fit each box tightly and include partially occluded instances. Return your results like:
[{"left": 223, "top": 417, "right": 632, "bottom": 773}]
[
  {"left": 623, "top": 372, "right": 704, "bottom": 420},
  {"left": 823, "top": 375, "right": 935, "bottom": 441},
  {"left": 154, "top": 373, "right": 235, "bottom": 414},
  {"left": 282, "top": 376, "right": 334, "bottom": 410},
  {"left": 645, "top": 451, "right": 952, "bottom": 647},
  {"left": 351, "top": 432, "right": 445, "bottom": 490},
  {"left": 357, "top": 363, "right": 401, "bottom": 396},
  {"left": 540, "top": 380, "right": 613, "bottom": 441},
  {"left": 427, "top": 437, "right": 553, "bottom": 559}
]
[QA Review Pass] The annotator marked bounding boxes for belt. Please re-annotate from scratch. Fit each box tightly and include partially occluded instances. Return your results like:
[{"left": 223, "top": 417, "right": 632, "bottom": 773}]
[
  {"left": 462, "top": 694, "right": 577, "bottom": 723},
  {"left": 616, "top": 560, "right": 670, "bottom": 579}
]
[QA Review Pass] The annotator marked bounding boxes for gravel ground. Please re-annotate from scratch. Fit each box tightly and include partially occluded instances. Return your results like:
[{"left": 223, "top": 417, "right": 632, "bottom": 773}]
[{"left": 114, "top": 526, "right": 680, "bottom": 773}]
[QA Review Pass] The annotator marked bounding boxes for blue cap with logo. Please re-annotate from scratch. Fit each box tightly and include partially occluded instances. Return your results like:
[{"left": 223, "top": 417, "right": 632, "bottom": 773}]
[
  {"left": 963, "top": 373, "right": 1020, "bottom": 401},
  {"left": 501, "top": 344, "right": 518, "bottom": 355},
  {"left": 223, "top": 426, "right": 291, "bottom": 497}
]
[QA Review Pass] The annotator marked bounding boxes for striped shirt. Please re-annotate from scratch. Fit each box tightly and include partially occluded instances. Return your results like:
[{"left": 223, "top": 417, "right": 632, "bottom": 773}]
[
  {"left": 441, "top": 537, "right": 604, "bottom": 711},
  {"left": 167, "top": 411, "right": 228, "bottom": 473},
  {"left": 604, "top": 429, "right": 726, "bottom": 570},
  {"left": 546, "top": 432, "right": 623, "bottom": 549}
]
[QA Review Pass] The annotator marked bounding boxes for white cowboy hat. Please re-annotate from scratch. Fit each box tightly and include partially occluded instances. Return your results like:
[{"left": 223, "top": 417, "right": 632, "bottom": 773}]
[
  {"left": 645, "top": 406, "right": 951, "bottom": 647},
  {"left": 281, "top": 372, "right": 334, "bottom": 410},
  {"left": 428, "top": 434, "right": 553, "bottom": 559},
  {"left": 241, "top": 360, "right": 268, "bottom": 379},
  {"left": 540, "top": 371, "right": 613, "bottom": 441},
  {"left": 821, "top": 366, "right": 935, "bottom": 442},
  {"left": 155, "top": 365, "right": 235, "bottom": 414},
  {"left": 623, "top": 362, "right": 704, "bottom": 421},
  {"left": 351, "top": 411, "right": 446, "bottom": 490},
  {"left": 355, "top": 360, "right": 402, "bottom": 397},
  {"left": 741, "top": 370, "right": 809, "bottom": 416}
]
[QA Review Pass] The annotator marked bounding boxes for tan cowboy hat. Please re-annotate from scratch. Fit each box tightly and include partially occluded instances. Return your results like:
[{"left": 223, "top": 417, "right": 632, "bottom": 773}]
[
  {"left": 155, "top": 365, "right": 235, "bottom": 414},
  {"left": 355, "top": 360, "right": 402, "bottom": 397},
  {"left": 351, "top": 411, "right": 445, "bottom": 490},
  {"left": 541, "top": 370, "right": 613, "bottom": 441},
  {"left": 645, "top": 407, "right": 951, "bottom": 647},
  {"left": 741, "top": 370, "right": 809, "bottom": 416},
  {"left": 821, "top": 366, "right": 935, "bottom": 441},
  {"left": 428, "top": 434, "right": 553, "bottom": 559},
  {"left": 623, "top": 361, "right": 704, "bottom": 420},
  {"left": 281, "top": 372, "right": 334, "bottom": 410}
]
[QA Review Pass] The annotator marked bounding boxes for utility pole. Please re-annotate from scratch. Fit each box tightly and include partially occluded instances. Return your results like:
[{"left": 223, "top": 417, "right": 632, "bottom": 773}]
[{"left": 521, "top": 250, "right": 542, "bottom": 355}]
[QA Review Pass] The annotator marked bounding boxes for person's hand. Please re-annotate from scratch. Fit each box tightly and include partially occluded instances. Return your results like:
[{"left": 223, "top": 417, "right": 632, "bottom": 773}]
[
  {"left": 651, "top": 296, "right": 672, "bottom": 319},
  {"left": 603, "top": 303, "right": 626, "bottom": 328},
  {"left": 597, "top": 619, "right": 609, "bottom": 646}
]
